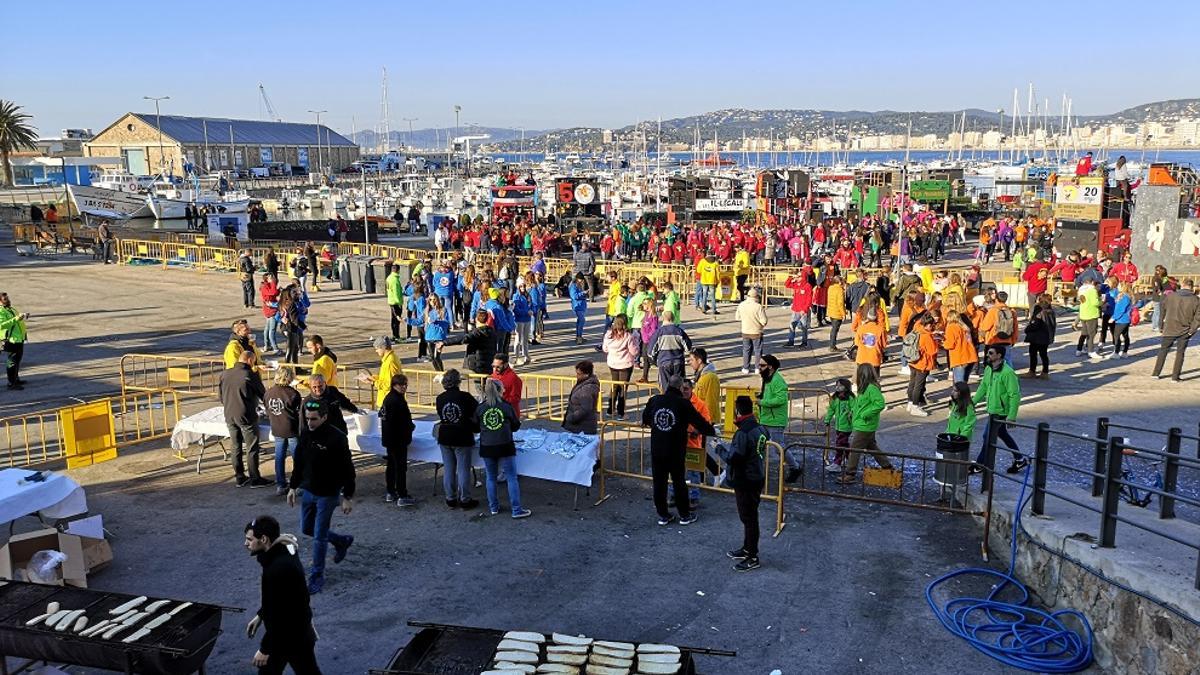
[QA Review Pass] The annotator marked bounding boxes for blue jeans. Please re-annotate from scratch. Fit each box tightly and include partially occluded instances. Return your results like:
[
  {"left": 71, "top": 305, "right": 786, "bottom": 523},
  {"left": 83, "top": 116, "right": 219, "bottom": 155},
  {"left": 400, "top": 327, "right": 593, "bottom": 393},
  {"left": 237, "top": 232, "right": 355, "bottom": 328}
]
[
  {"left": 975, "top": 415, "right": 1021, "bottom": 468},
  {"left": 701, "top": 284, "right": 717, "bottom": 312},
  {"left": 274, "top": 436, "right": 298, "bottom": 488},
  {"left": 263, "top": 315, "right": 280, "bottom": 351},
  {"left": 299, "top": 490, "right": 350, "bottom": 579},
  {"left": 483, "top": 456, "right": 522, "bottom": 515},
  {"left": 439, "top": 445, "right": 473, "bottom": 500},
  {"left": 788, "top": 311, "right": 810, "bottom": 345},
  {"left": 767, "top": 425, "right": 801, "bottom": 471},
  {"left": 951, "top": 363, "right": 974, "bottom": 384},
  {"left": 693, "top": 282, "right": 704, "bottom": 309},
  {"left": 574, "top": 310, "right": 586, "bottom": 340}
]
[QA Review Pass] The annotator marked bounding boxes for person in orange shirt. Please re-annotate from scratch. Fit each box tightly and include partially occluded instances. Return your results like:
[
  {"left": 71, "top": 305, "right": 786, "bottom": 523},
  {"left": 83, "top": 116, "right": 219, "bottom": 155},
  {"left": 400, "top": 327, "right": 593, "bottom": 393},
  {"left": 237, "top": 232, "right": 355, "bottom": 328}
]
[
  {"left": 678, "top": 379, "right": 712, "bottom": 508},
  {"left": 853, "top": 304, "right": 888, "bottom": 375},
  {"left": 905, "top": 314, "right": 939, "bottom": 417},
  {"left": 943, "top": 310, "right": 977, "bottom": 383},
  {"left": 977, "top": 222, "right": 993, "bottom": 263},
  {"left": 978, "top": 291, "right": 1018, "bottom": 366},
  {"left": 897, "top": 289, "right": 926, "bottom": 376}
]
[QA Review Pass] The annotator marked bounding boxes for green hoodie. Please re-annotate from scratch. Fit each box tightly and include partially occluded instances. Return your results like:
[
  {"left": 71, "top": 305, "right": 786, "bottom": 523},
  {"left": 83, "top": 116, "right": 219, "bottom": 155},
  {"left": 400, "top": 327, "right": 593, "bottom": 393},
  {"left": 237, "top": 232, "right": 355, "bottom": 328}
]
[
  {"left": 0, "top": 306, "right": 26, "bottom": 343},
  {"left": 758, "top": 372, "right": 789, "bottom": 428},
  {"left": 1077, "top": 286, "right": 1102, "bottom": 322},
  {"left": 850, "top": 383, "right": 885, "bottom": 432},
  {"left": 946, "top": 404, "right": 977, "bottom": 439},
  {"left": 386, "top": 271, "right": 403, "bottom": 306},
  {"left": 972, "top": 362, "right": 1021, "bottom": 420},
  {"left": 824, "top": 396, "right": 853, "bottom": 433}
]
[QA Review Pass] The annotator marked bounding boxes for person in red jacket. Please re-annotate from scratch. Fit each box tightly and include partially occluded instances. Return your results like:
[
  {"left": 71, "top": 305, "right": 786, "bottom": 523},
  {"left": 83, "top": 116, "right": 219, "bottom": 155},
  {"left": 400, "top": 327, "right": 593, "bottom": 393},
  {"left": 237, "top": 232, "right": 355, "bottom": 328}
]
[
  {"left": 785, "top": 269, "right": 814, "bottom": 347},
  {"left": 489, "top": 354, "right": 523, "bottom": 419},
  {"left": 1110, "top": 252, "right": 1139, "bottom": 285},
  {"left": 260, "top": 273, "right": 282, "bottom": 355},
  {"left": 1021, "top": 253, "right": 1053, "bottom": 317}
]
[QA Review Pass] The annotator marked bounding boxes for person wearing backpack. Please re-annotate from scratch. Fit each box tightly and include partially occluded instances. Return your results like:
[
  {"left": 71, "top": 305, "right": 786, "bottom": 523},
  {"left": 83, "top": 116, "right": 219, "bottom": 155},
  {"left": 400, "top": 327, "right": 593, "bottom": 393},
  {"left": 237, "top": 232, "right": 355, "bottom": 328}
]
[
  {"left": 979, "top": 291, "right": 1018, "bottom": 366},
  {"left": 1023, "top": 293, "right": 1057, "bottom": 378},
  {"left": 905, "top": 313, "right": 939, "bottom": 417}
]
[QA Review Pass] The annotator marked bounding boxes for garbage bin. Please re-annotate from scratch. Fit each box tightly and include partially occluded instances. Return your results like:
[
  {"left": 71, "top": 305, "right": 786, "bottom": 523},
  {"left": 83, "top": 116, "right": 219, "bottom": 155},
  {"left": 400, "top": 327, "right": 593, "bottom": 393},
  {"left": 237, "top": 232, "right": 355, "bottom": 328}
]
[
  {"left": 361, "top": 256, "right": 382, "bottom": 294},
  {"left": 934, "top": 433, "right": 971, "bottom": 486},
  {"left": 370, "top": 259, "right": 390, "bottom": 294},
  {"left": 345, "top": 255, "right": 364, "bottom": 291},
  {"left": 339, "top": 257, "right": 353, "bottom": 290}
]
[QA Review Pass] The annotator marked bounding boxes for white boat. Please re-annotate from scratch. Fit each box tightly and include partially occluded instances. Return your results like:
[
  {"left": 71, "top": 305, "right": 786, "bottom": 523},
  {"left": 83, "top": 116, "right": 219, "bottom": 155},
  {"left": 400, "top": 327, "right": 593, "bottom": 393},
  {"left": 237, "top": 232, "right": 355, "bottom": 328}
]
[
  {"left": 67, "top": 184, "right": 153, "bottom": 219},
  {"left": 146, "top": 184, "right": 251, "bottom": 219}
]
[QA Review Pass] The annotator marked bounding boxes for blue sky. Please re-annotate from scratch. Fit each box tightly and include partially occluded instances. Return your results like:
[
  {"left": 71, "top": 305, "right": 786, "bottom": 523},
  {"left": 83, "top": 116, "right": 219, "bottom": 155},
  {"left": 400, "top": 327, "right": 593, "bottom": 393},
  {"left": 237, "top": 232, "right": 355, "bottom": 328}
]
[{"left": 3, "top": 1, "right": 1197, "bottom": 137}]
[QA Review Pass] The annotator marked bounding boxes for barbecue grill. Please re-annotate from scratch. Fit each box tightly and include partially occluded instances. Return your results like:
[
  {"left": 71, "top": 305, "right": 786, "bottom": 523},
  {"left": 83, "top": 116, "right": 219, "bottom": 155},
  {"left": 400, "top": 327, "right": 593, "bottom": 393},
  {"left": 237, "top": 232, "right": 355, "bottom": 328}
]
[
  {"left": 0, "top": 580, "right": 226, "bottom": 674},
  {"left": 372, "top": 621, "right": 735, "bottom": 675}
]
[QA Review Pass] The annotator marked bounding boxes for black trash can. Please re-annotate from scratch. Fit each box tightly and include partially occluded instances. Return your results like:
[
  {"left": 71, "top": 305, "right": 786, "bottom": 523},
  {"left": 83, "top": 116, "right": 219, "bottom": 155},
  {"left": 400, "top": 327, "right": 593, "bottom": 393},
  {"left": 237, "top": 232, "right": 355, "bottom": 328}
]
[
  {"left": 339, "top": 257, "right": 353, "bottom": 290},
  {"left": 934, "top": 433, "right": 971, "bottom": 486},
  {"left": 361, "top": 256, "right": 382, "bottom": 294}
]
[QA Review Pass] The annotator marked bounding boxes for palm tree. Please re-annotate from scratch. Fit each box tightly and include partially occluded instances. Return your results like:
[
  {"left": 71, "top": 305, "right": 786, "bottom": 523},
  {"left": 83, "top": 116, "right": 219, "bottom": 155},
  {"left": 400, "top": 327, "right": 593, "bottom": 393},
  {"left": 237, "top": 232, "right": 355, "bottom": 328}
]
[{"left": 0, "top": 101, "right": 38, "bottom": 187}]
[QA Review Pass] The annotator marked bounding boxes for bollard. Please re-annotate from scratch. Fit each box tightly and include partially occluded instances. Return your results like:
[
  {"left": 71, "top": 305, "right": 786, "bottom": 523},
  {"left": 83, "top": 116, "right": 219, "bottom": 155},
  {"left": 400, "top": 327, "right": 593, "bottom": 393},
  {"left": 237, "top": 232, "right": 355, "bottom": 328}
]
[
  {"left": 1099, "top": 435, "right": 1125, "bottom": 548},
  {"left": 980, "top": 415, "right": 1000, "bottom": 495},
  {"left": 1161, "top": 428, "right": 1181, "bottom": 520},
  {"left": 1033, "top": 422, "right": 1050, "bottom": 516},
  {"left": 1093, "top": 416, "right": 1109, "bottom": 497}
]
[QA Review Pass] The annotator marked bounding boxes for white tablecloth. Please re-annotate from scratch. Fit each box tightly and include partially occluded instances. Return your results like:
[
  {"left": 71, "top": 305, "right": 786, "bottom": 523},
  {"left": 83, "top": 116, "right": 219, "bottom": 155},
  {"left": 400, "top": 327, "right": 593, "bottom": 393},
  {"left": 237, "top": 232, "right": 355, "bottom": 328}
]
[
  {"left": 171, "top": 406, "right": 269, "bottom": 451},
  {"left": 346, "top": 418, "right": 599, "bottom": 488},
  {"left": 0, "top": 468, "right": 88, "bottom": 525}
]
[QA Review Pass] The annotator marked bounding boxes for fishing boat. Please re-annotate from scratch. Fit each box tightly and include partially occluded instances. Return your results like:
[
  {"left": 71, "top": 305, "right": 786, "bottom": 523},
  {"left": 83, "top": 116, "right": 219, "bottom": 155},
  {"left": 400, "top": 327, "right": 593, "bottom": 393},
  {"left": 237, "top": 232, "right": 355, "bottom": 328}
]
[
  {"left": 146, "top": 180, "right": 250, "bottom": 219},
  {"left": 66, "top": 184, "right": 152, "bottom": 219}
]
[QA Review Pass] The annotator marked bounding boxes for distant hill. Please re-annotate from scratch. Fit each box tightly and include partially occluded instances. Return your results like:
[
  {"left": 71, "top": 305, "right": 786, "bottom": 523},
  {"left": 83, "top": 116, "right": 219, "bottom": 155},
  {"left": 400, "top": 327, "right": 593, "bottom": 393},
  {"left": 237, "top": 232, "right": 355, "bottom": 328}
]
[{"left": 484, "top": 98, "right": 1200, "bottom": 152}]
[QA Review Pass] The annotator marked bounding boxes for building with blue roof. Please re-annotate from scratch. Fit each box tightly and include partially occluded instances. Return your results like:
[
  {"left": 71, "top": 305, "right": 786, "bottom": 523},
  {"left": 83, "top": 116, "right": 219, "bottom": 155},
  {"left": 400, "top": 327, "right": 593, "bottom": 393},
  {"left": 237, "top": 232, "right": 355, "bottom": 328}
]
[{"left": 85, "top": 112, "right": 359, "bottom": 177}]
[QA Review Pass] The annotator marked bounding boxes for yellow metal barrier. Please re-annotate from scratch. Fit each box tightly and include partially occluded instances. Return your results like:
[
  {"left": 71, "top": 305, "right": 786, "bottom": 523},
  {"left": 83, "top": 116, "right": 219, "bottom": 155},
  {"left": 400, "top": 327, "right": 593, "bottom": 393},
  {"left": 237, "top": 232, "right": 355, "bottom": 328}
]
[
  {"left": 0, "top": 390, "right": 180, "bottom": 468},
  {"left": 595, "top": 421, "right": 786, "bottom": 536}
]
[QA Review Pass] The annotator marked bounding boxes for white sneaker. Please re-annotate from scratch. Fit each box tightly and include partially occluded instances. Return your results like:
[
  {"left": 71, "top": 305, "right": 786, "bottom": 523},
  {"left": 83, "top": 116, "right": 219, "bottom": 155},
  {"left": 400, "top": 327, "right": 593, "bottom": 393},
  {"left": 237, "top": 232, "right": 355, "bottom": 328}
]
[
  {"left": 1088, "top": 352, "right": 1103, "bottom": 361},
  {"left": 1075, "top": 350, "right": 1084, "bottom": 357},
  {"left": 824, "top": 462, "right": 843, "bottom": 474},
  {"left": 908, "top": 403, "right": 930, "bottom": 417},
  {"left": 740, "top": 368, "right": 751, "bottom": 375},
  {"left": 898, "top": 366, "right": 911, "bottom": 376}
]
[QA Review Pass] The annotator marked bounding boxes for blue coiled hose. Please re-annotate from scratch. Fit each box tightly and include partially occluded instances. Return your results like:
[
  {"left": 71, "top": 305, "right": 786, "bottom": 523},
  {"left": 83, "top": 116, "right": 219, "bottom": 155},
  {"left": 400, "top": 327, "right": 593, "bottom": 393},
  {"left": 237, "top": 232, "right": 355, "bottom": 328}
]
[{"left": 925, "top": 464, "right": 1094, "bottom": 672}]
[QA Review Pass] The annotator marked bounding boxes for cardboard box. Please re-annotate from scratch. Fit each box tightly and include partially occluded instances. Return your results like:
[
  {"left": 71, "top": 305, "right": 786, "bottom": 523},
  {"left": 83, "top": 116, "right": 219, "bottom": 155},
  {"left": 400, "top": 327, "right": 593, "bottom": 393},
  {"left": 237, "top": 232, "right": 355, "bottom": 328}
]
[{"left": 0, "top": 529, "right": 101, "bottom": 588}]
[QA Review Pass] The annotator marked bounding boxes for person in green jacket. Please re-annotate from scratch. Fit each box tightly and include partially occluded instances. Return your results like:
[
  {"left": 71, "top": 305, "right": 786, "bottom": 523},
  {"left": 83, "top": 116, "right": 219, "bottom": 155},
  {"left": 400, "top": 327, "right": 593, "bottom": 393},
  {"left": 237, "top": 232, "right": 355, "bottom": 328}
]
[
  {"left": 823, "top": 378, "right": 853, "bottom": 473},
  {"left": 838, "top": 364, "right": 895, "bottom": 484},
  {"left": 0, "top": 293, "right": 29, "bottom": 390},
  {"left": 1075, "top": 282, "right": 1103, "bottom": 358},
  {"left": 970, "top": 345, "right": 1026, "bottom": 474},
  {"left": 946, "top": 381, "right": 976, "bottom": 439},
  {"left": 757, "top": 354, "right": 800, "bottom": 482},
  {"left": 386, "top": 262, "right": 405, "bottom": 341},
  {"left": 661, "top": 281, "right": 681, "bottom": 324}
]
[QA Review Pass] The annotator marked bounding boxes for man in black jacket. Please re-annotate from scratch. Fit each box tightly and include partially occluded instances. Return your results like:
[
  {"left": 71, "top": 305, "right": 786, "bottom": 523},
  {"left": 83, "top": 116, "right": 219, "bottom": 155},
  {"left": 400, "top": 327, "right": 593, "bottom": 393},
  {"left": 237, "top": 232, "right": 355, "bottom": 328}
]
[
  {"left": 287, "top": 399, "right": 355, "bottom": 594},
  {"left": 717, "top": 396, "right": 768, "bottom": 572},
  {"left": 379, "top": 374, "right": 416, "bottom": 506},
  {"left": 220, "top": 350, "right": 269, "bottom": 488},
  {"left": 641, "top": 375, "right": 716, "bottom": 526},
  {"left": 243, "top": 515, "right": 320, "bottom": 674},
  {"left": 303, "top": 374, "right": 357, "bottom": 436},
  {"left": 445, "top": 310, "right": 496, "bottom": 379},
  {"left": 239, "top": 250, "right": 257, "bottom": 309},
  {"left": 1152, "top": 279, "right": 1200, "bottom": 381}
]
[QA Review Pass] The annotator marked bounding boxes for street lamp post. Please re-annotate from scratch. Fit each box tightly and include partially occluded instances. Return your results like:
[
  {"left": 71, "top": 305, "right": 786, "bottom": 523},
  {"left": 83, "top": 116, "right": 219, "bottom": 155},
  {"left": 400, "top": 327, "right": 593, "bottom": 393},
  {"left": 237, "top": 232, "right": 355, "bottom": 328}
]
[
  {"left": 454, "top": 105, "right": 461, "bottom": 175},
  {"left": 308, "top": 110, "right": 327, "bottom": 178},
  {"left": 143, "top": 96, "right": 170, "bottom": 176}
]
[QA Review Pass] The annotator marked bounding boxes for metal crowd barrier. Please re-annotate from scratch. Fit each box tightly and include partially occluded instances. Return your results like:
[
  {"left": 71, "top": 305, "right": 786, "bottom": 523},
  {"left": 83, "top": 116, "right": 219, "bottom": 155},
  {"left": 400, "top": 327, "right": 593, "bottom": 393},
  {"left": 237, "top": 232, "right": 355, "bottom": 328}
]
[
  {"left": 0, "top": 390, "right": 180, "bottom": 468},
  {"left": 594, "top": 421, "right": 787, "bottom": 537},
  {"left": 979, "top": 416, "right": 1200, "bottom": 589}
]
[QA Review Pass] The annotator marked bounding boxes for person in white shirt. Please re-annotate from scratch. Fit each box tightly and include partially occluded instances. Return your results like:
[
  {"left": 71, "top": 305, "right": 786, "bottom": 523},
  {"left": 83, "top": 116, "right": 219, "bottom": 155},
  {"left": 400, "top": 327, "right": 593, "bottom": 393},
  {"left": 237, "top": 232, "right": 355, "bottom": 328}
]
[
  {"left": 735, "top": 288, "right": 768, "bottom": 375},
  {"left": 1113, "top": 155, "right": 1131, "bottom": 200}
]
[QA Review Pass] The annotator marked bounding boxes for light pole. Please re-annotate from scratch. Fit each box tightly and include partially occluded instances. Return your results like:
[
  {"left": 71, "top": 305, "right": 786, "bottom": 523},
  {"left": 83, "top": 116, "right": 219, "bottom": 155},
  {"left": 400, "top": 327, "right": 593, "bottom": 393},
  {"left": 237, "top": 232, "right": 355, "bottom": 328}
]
[
  {"left": 454, "top": 105, "right": 461, "bottom": 175},
  {"left": 402, "top": 117, "right": 418, "bottom": 151},
  {"left": 143, "top": 96, "right": 170, "bottom": 176},
  {"left": 308, "top": 109, "right": 327, "bottom": 177}
]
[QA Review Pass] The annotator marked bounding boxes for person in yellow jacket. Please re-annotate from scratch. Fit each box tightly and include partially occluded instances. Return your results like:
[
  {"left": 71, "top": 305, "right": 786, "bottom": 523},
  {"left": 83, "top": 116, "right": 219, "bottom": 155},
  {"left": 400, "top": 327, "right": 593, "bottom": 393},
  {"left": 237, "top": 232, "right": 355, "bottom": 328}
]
[
  {"left": 223, "top": 319, "right": 263, "bottom": 370},
  {"left": 370, "top": 336, "right": 404, "bottom": 408},
  {"left": 305, "top": 334, "right": 338, "bottom": 384},
  {"left": 826, "top": 274, "right": 847, "bottom": 352},
  {"left": 732, "top": 247, "right": 752, "bottom": 301},
  {"left": 697, "top": 253, "right": 721, "bottom": 314}
]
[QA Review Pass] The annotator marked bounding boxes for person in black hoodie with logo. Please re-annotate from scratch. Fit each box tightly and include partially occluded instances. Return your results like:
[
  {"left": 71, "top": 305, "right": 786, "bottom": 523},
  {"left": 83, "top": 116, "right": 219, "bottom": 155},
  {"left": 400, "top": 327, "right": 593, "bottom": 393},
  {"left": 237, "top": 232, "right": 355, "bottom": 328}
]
[
  {"left": 265, "top": 367, "right": 302, "bottom": 496},
  {"left": 641, "top": 375, "right": 716, "bottom": 527},
  {"left": 379, "top": 374, "right": 416, "bottom": 506},
  {"left": 243, "top": 515, "right": 320, "bottom": 674},
  {"left": 434, "top": 369, "right": 479, "bottom": 509},
  {"left": 717, "top": 396, "right": 768, "bottom": 572},
  {"left": 287, "top": 399, "right": 355, "bottom": 594}
]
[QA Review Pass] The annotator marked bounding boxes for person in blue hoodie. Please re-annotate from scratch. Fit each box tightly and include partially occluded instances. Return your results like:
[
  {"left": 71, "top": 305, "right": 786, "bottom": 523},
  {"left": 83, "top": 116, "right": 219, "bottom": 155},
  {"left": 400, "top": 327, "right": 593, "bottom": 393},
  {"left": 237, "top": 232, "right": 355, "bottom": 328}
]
[
  {"left": 1109, "top": 281, "right": 1134, "bottom": 359},
  {"left": 431, "top": 261, "right": 456, "bottom": 311},
  {"left": 569, "top": 273, "right": 589, "bottom": 344},
  {"left": 1099, "top": 275, "right": 1117, "bottom": 352},
  {"left": 484, "top": 287, "right": 516, "bottom": 357},
  {"left": 511, "top": 280, "right": 534, "bottom": 366},
  {"left": 527, "top": 271, "right": 548, "bottom": 345},
  {"left": 424, "top": 295, "right": 451, "bottom": 371}
]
